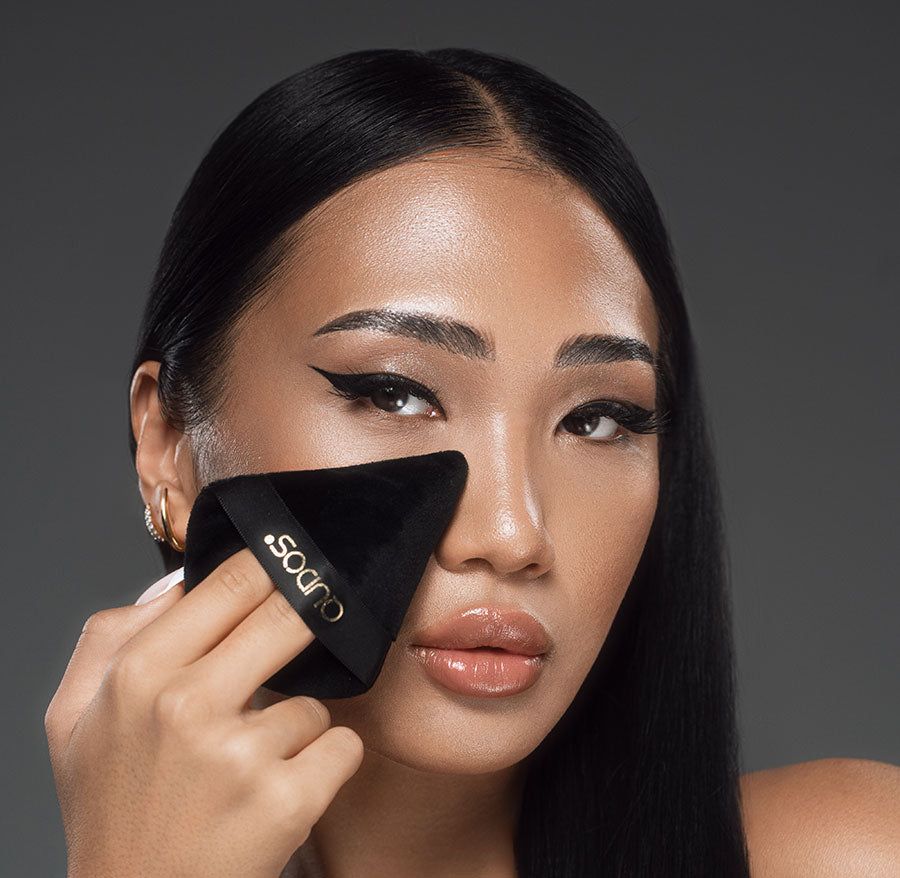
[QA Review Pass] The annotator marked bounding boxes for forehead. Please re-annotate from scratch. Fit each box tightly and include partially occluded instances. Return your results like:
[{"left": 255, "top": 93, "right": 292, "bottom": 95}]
[{"left": 256, "top": 151, "right": 659, "bottom": 359}]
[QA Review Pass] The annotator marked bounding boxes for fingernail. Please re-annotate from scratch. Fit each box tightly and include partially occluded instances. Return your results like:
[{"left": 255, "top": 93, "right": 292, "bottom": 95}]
[{"left": 136, "top": 566, "right": 185, "bottom": 605}]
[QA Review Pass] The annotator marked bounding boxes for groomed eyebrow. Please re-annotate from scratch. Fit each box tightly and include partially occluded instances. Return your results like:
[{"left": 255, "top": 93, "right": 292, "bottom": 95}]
[{"left": 311, "top": 307, "right": 657, "bottom": 369}]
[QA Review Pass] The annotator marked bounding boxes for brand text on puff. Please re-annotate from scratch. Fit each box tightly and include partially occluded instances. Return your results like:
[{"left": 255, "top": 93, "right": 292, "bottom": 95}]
[{"left": 264, "top": 533, "right": 345, "bottom": 622}]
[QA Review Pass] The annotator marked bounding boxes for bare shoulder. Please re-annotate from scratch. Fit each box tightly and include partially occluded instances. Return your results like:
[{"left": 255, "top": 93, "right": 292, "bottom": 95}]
[{"left": 740, "top": 757, "right": 900, "bottom": 876}]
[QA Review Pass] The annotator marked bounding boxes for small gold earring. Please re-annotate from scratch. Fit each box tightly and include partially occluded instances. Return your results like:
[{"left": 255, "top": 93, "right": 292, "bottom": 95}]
[{"left": 159, "top": 486, "right": 185, "bottom": 552}]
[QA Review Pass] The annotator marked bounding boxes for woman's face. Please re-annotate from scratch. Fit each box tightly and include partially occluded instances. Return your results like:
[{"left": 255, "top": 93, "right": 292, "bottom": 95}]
[{"left": 205, "top": 151, "right": 660, "bottom": 774}]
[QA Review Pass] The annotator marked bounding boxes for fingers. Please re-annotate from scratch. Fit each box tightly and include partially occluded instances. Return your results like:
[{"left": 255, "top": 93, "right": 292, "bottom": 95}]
[
  {"left": 189, "top": 589, "right": 316, "bottom": 712},
  {"left": 45, "top": 575, "right": 184, "bottom": 753},
  {"left": 268, "top": 726, "right": 365, "bottom": 833},
  {"left": 242, "top": 695, "right": 332, "bottom": 760},
  {"left": 118, "top": 548, "right": 319, "bottom": 715},
  {"left": 119, "top": 548, "right": 282, "bottom": 673}
]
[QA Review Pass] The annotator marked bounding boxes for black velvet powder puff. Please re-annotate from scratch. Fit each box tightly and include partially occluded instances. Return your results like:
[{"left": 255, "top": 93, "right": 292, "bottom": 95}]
[{"left": 182, "top": 450, "right": 468, "bottom": 699}]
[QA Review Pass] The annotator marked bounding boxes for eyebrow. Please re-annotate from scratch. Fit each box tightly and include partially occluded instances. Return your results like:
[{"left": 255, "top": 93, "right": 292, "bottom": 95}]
[{"left": 311, "top": 308, "right": 657, "bottom": 369}]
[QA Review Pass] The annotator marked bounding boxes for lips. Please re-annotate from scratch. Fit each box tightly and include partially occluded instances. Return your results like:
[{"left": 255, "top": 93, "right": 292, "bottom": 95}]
[
  {"left": 406, "top": 606, "right": 550, "bottom": 697},
  {"left": 409, "top": 605, "right": 551, "bottom": 654}
]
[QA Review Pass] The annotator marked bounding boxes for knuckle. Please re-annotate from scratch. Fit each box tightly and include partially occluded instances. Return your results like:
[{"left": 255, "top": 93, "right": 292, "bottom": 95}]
[
  {"left": 106, "top": 648, "right": 153, "bottom": 695},
  {"left": 291, "top": 696, "right": 330, "bottom": 731},
  {"left": 213, "top": 731, "right": 260, "bottom": 781},
  {"left": 80, "top": 608, "right": 118, "bottom": 637},
  {"left": 322, "top": 725, "right": 365, "bottom": 764},
  {"left": 264, "top": 591, "right": 304, "bottom": 635},
  {"left": 217, "top": 561, "right": 260, "bottom": 602},
  {"left": 152, "top": 682, "right": 203, "bottom": 729}
]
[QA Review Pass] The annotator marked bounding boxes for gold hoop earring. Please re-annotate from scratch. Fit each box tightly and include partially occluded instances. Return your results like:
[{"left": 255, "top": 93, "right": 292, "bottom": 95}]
[{"left": 159, "top": 486, "right": 185, "bottom": 552}]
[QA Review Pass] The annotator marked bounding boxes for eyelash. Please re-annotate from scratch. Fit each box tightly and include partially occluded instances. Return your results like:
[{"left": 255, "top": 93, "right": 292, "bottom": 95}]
[{"left": 309, "top": 365, "right": 668, "bottom": 443}]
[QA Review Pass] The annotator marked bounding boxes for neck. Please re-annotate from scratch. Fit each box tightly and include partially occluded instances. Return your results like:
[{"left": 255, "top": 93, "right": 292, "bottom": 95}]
[{"left": 308, "top": 747, "right": 526, "bottom": 878}]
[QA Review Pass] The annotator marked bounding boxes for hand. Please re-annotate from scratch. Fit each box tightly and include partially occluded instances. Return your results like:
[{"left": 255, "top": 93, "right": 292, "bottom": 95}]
[{"left": 44, "top": 548, "right": 364, "bottom": 878}]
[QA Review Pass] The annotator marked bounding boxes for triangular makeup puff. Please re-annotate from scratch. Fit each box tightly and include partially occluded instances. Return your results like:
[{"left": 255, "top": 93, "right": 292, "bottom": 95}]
[{"left": 182, "top": 449, "right": 468, "bottom": 699}]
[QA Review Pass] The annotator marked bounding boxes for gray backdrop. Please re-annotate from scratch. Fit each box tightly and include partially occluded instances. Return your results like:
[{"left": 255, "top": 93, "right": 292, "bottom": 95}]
[{"left": 3, "top": 1, "right": 897, "bottom": 873}]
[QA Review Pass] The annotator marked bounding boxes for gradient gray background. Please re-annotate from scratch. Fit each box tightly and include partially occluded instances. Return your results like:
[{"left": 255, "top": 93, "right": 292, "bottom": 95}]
[{"left": 3, "top": 1, "right": 897, "bottom": 873}]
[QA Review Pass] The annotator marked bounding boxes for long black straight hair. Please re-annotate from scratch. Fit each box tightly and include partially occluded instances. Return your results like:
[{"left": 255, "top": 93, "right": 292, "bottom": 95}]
[{"left": 129, "top": 47, "right": 750, "bottom": 876}]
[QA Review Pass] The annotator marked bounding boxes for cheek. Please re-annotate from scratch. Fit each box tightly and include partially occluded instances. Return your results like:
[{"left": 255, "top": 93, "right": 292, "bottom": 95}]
[
  {"left": 518, "top": 461, "right": 656, "bottom": 752},
  {"left": 555, "top": 456, "right": 658, "bottom": 655}
]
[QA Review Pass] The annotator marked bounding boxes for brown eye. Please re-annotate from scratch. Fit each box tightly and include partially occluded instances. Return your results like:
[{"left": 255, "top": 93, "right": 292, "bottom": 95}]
[
  {"left": 310, "top": 366, "right": 443, "bottom": 417},
  {"left": 368, "top": 384, "right": 433, "bottom": 416},
  {"left": 370, "top": 385, "right": 407, "bottom": 411},
  {"left": 560, "top": 399, "right": 666, "bottom": 443},
  {"left": 560, "top": 410, "right": 622, "bottom": 441}
]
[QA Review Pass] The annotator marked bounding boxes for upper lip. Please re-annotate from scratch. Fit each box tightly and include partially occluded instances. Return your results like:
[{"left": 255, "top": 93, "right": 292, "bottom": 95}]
[{"left": 408, "top": 605, "right": 551, "bottom": 656}]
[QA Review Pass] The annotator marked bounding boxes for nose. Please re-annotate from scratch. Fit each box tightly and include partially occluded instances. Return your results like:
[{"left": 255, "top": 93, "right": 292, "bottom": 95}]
[{"left": 432, "top": 437, "right": 556, "bottom": 580}]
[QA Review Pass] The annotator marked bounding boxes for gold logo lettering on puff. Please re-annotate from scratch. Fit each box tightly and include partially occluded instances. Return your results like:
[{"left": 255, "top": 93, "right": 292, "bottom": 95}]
[{"left": 264, "top": 534, "right": 345, "bottom": 623}]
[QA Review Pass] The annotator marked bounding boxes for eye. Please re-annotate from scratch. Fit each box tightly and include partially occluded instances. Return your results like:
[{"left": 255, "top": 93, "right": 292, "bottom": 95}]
[
  {"left": 560, "top": 408, "right": 622, "bottom": 441},
  {"left": 309, "top": 366, "right": 443, "bottom": 418},
  {"left": 560, "top": 401, "right": 667, "bottom": 443}
]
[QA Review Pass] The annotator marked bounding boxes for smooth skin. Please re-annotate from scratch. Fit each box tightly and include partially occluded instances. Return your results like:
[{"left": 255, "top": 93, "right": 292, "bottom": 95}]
[{"left": 46, "top": 151, "right": 899, "bottom": 877}]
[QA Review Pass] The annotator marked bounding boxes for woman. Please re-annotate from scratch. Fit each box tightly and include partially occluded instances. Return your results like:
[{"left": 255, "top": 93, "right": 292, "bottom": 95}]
[{"left": 45, "top": 47, "right": 898, "bottom": 877}]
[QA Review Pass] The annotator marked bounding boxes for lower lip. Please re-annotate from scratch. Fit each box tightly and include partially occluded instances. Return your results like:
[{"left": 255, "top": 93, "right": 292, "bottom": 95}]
[{"left": 408, "top": 646, "right": 545, "bottom": 697}]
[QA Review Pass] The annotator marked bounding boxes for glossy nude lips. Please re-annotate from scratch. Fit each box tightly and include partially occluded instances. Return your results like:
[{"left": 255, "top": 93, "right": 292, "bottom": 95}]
[{"left": 407, "top": 606, "right": 550, "bottom": 697}]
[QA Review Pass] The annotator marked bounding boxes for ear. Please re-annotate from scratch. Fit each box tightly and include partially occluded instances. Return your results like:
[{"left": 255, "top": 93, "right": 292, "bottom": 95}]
[{"left": 130, "top": 361, "right": 198, "bottom": 550}]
